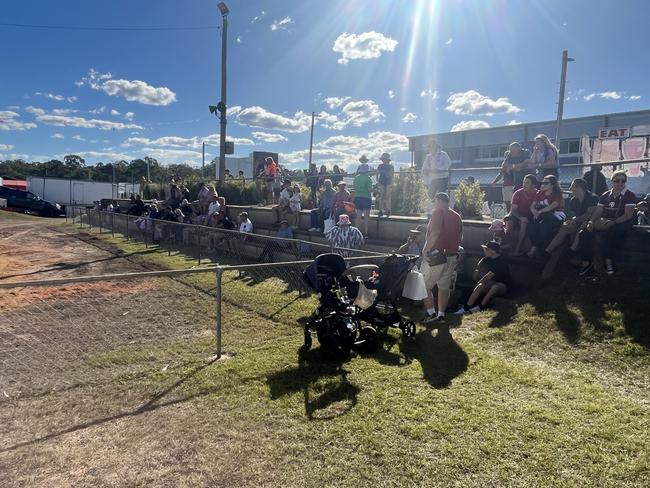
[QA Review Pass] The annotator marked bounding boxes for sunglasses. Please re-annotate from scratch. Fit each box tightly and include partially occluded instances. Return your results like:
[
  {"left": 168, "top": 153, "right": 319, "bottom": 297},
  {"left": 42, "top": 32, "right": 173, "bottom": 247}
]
[
  {"left": 541, "top": 181, "right": 550, "bottom": 185},
  {"left": 612, "top": 179, "right": 626, "bottom": 183}
]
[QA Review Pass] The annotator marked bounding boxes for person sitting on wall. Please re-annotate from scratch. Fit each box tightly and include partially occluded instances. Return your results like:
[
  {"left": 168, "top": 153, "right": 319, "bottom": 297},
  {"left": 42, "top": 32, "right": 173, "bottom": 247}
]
[
  {"left": 397, "top": 224, "right": 426, "bottom": 262},
  {"left": 577, "top": 170, "right": 637, "bottom": 275},
  {"left": 288, "top": 184, "right": 302, "bottom": 228},
  {"left": 509, "top": 174, "right": 538, "bottom": 256},
  {"left": 238, "top": 211, "right": 253, "bottom": 234},
  {"left": 258, "top": 219, "right": 294, "bottom": 262},
  {"left": 544, "top": 178, "right": 599, "bottom": 255},
  {"left": 306, "top": 163, "right": 319, "bottom": 209},
  {"left": 126, "top": 194, "right": 145, "bottom": 216},
  {"left": 492, "top": 142, "right": 531, "bottom": 207},
  {"left": 326, "top": 214, "right": 365, "bottom": 258},
  {"left": 331, "top": 181, "right": 353, "bottom": 222},
  {"left": 526, "top": 175, "right": 565, "bottom": 258},
  {"left": 272, "top": 179, "right": 293, "bottom": 225},
  {"left": 488, "top": 219, "right": 506, "bottom": 245},
  {"left": 530, "top": 134, "right": 560, "bottom": 178},
  {"left": 309, "top": 179, "right": 336, "bottom": 232},
  {"left": 455, "top": 241, "right": 512, "bottom": 314}
]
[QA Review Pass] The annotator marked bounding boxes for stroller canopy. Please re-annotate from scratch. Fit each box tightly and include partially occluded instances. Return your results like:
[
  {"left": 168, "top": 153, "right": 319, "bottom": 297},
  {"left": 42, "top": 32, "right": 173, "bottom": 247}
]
[{"left": 303, "top": 253, "right": 347, "bottom": 292}]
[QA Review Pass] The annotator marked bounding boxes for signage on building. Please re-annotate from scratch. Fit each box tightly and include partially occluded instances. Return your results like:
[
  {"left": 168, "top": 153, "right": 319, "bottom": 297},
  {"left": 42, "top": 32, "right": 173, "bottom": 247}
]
[{"left": 598, "top": 127, "right": 630, "bottom": 139}]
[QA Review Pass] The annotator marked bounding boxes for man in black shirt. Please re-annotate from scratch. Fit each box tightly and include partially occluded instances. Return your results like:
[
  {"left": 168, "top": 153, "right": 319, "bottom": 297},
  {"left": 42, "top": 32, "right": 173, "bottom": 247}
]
[
  {"left": 583, "top": 165, "right": 608, "bottom": 196},
  {"left": 455, "top": 241, "right": 511, "bottom": 314},
  {"left": 545, "top": 178, "right": 599, "bottom": 254}
]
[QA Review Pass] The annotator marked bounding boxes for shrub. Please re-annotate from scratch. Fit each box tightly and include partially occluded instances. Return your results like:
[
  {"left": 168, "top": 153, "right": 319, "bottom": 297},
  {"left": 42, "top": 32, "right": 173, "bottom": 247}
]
[
  {"left": 391, "top": 170, "right": 428, "bottom": 216},
  {"left": 453, "top": 181, "right": 485, "bottom": 219},
  {"left": 218, "top": 180, "right": 264, "bottom": 205}
]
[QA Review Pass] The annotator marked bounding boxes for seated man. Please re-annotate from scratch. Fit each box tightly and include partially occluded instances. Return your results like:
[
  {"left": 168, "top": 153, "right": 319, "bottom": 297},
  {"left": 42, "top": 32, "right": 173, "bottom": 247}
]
[
  {"left": 397, "top": 224, "right": 426, "bottom": 258},
  {"left": 545, "top": 178, "right": 598, "bottom": 254},
  {"left": 508, "top": 174, "right": 538, "bottom": 256},
  {"left": 578, "top": 170, "right": 637, "bottom": 275},
  {"left": 258, "top": 220, "right": 294, "bottom": 262},
  {"left": 272, "top": 179, "right": 292, "bottom": 224},
  {"left": 455, "top": 241, "right": 511, "bottom": 314}
]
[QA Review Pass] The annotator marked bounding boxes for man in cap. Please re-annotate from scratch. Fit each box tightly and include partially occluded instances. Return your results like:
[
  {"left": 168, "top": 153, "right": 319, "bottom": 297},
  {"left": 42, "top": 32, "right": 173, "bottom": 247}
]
[
  {"left": 356, "top": 155, "right": 371, "bottom": 174},
  {"left": 455, "top": 240, "right": 511, "bottom": 315},
  {"left": 421, "top": 138, "right": 452, "bottom": 198},
  {"left": 377, "top": 152, "right": 395, "bottom": 217},
  {"left": 421, "top": 192, "right": 464, "bottom": 323}
]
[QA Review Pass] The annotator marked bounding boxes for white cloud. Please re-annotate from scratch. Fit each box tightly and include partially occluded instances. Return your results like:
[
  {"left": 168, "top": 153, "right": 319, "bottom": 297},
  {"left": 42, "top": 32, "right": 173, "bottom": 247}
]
[
  {"left": 324, "top": 96, "right": 350, "bottom": 109},
  {"left": 252, "top": 131, "right": 288, "bottom": 143},
  {"left": 32, "top": 108, "right": 143, "bottom": 131},
  {"left": 583, "top": 91, "right": 623, "bottom": 101},
  {"left": 0, "top": 152, "right": 29, "bottom": 160},
  {"left": 319, "top": 99, "right": 385, "bottom": 130},
  {"left": 67, "top": 96, "right": 77, "bottom": 103},
  {"left": 420, "top": 89, "right": 438, "bottom": 100},
  {"left": 234, "top": 106, "right": 311, "bottom": 133},
  {"left": 90, "top": 106, "right": 107, "bottom": 114},
  {"left": 446, "top": 90, "right": 522, "bottom": 116},
  {"left": 122, "top": 134, "right": 254, "bottom": 150},
  {"left": 0, "top": 143, "right": 15, "bottom": 150},
  {"left": 445, "top": 38, "right": 453, "bottom": 45},
  {"left": 450, "top": 120, "right": 490, "bottom": 132},
  {"left": 0, "top": 111, "right": 37, "bottom": 131},
  {"left": 236, "top": 36, "right": 242, "bottom": 43},
  {"left": 251, "top": 10, "right": 265, "bottom": 23},
  {"left": 72, "top": 134, "right": 86, "bottom": 141},
  {"left": 77, "top": 69, "right": 177, "bottom": 106},
  {"left": 225, "top": 136, "right": 255, "bottom": 146},
  {"left": 110, "top": 109, "right": 121, "bottom": 116},
  {"left": 34, "top": 92, "right": 64, "bottom": 102},
  {"left": 51, "top": 108, "right": 78, "bottom": 116},
  {"left": 332, "top": 31, "right": 398, "bottom": 65},
  {"left": 141, "top": 148, "right": 203, "bottom": 165},
  {"left": 271, "top": 17, "right": 294, "bottom": 31},
  {"left": 282, "top": 130, "right": 409, "bottom": 170},
  {"left": 72, "top": 150, "right": 131, "bottom": 161},
  {"left": 506, "top": 120, "right": 522, "bottom": 125},
  {"left": 402, "top": 112, "right": 417, "bottom": 123},
  {"left": 388, "top": 90, "right": 396, "bottom": 99},
  {"left": 50, "top": 133, "right": 65, "bottom": 139},
  {"left": 628, "top": 95, "right": 641, "bottom": 101},
  {"left": 124, "top": 112, "right": 135, "bottom": 121},
  {"left": 25, "top": 106, "right": 46, "bottom": 116}
]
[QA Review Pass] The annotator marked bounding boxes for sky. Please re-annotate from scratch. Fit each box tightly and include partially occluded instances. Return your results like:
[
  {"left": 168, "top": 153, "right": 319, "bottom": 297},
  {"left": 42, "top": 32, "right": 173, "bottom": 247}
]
[{"left": 1, "top": 0, "right": 649, "bottom": 170}]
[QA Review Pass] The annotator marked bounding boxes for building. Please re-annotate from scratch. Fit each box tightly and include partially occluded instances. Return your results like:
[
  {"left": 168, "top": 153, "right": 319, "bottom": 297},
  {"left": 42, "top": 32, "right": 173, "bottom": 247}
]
[{"left": 408, "top": 108, "right": 650, "bottom": 185}]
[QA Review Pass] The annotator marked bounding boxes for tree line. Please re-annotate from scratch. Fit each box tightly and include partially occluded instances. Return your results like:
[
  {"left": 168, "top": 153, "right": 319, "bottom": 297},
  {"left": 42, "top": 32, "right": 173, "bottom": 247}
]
[{"left": 0, "top": 155, "right": 218, "bottom": 183}]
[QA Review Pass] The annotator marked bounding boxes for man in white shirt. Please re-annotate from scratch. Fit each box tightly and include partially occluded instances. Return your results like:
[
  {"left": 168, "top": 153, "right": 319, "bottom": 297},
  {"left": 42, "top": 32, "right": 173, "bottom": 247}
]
[
  {"left": 421, "top": 139, "right": 452, "bottom": 198},
  {"left": 238, "top": 212, "right": 253, "bottom": 233}
]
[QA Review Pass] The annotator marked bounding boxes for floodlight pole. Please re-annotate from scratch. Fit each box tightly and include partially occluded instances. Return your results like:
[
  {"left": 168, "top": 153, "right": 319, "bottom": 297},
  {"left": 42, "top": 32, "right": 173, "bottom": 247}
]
[
  {"left": 555, "top": 50, "right": 574, "bottom": 147},
  {"left": 202, "top": 141, "right": 206, "bottom": 179},
  {"left": 217, "top": 4, "right": 229, "bottom": 183},
  {"left": 308, "top": 112, "right": 317, "bottom": 171}
]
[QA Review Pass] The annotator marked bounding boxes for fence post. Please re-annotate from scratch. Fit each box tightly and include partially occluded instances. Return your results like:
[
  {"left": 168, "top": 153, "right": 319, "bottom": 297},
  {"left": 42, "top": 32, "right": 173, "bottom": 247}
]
[
  {"left": 126, "top": 214, "right": 130, "bottom": 240},
  {"left": 111, "top": 212, "right": 115, "bottom": 237},
  {"left": 198, "top": 227, "right": 202, "bottom": 265},
  {"left": 215, "top": 267, "right": 223, "bottom": 358},
  {"left": 99, "top": 211, "right": 103, "bottom": 234}
]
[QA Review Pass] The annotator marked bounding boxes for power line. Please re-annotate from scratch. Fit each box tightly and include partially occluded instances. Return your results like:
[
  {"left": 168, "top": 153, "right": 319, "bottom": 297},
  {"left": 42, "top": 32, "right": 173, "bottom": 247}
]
[{"left": 0, "top": 22, "right": 219, "bottom": 32}]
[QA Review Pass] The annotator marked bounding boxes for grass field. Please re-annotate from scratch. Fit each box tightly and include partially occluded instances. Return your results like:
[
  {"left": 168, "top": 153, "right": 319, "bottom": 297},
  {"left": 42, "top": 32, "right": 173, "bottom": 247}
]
[{"left": 1, "top": 216, "right": 649, "bottom": 487}]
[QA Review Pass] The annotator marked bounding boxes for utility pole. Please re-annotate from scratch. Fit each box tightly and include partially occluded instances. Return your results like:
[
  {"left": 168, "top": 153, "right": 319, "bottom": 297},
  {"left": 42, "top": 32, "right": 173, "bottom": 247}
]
[
  {"left": 555, "top": 50, "right": 574, "bottom": 147},
  {"left": 308, "top": 112, "right": 320, "bottom": 171},
  {"left": 202, "top": 142, "right": 206, "bottom": 179},
  {"left": 217, "top": 2, "right": 229, "bottom": 183}
]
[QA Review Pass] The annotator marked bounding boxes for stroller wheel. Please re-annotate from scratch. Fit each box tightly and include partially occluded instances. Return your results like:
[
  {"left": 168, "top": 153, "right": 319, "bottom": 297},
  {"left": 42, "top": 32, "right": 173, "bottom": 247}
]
[
  {"left": 304, "top": 327, "right": 313, "bottom": 348},
  {"left": 401, "top": 320, "right": 416, "bottom": 338},
  {"left": 356, "top": 326, "right": 379, "bottom": 354}
]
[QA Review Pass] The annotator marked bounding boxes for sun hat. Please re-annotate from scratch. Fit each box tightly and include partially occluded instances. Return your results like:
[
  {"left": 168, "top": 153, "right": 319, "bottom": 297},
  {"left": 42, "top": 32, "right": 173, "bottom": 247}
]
[
  {"left": 489, "top": 219, "right": 505, "bottom": 231},
  {"left": 337, "top": 214, "right": 351, "bottom": 226},
  {"left": 379, "top": 152, "right": 391, "bottom": 162},
  {"left": 358, "top": 155, "right": 369, "bottom": 163}
]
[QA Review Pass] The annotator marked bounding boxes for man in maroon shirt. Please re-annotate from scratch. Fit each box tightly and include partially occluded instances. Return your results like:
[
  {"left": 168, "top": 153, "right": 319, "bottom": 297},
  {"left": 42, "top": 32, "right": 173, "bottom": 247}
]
[
  {"left": 509, "top": 174, "right": 538, "bottom": 256},
  {"left": 420, "top": 192, "right": 464, "bottom": 323},
  {"left": 578, "top": 170, "right": 637, "bottom": 275}
]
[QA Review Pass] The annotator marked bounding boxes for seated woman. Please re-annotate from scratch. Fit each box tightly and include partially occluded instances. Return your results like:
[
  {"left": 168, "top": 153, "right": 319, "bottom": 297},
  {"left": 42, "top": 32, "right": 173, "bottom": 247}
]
[
  {"left": 455, "top": 241, "right": 512, "bottom": 314},
  {"left": 577, "top": 170, "right": 637, "bottom": 275},
  {"left": 530, "top": 134, "right": 560, "bottom": 178},
  {"left": 545, "top": 178, "right": 599, "bottom": 255},
  {"left": 527, "top": 175, "right": 565, "bottom": 258}
]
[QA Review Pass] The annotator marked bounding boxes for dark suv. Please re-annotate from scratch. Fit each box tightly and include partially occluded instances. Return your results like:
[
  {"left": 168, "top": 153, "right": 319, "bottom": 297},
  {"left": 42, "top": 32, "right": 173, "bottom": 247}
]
[{"left": 0, "top": 186, "right": 65, "bottom": 217}]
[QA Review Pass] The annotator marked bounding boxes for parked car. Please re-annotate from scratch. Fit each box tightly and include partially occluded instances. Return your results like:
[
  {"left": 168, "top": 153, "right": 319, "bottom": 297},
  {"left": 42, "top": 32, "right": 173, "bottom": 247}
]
[{"left": 0, "top": 186, "right": 65, "bottom": 217}]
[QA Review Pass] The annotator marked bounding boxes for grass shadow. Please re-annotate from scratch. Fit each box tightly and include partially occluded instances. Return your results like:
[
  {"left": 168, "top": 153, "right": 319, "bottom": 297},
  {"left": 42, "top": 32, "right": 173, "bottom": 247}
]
[{"left": 266, "top": 346, "right": 359, "bottom": 420}]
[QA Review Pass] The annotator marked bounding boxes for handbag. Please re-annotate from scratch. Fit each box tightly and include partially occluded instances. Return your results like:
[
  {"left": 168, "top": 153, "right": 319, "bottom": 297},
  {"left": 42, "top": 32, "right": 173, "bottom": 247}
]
[
  {"left": 353, "top": 280, "right": 377, "bottom": 310},
  {"left": 426, "top": 250, "right": 448, "bottom": 267},
  {"left": 402, "top": 270, "right": 429, "bottom": 301}
]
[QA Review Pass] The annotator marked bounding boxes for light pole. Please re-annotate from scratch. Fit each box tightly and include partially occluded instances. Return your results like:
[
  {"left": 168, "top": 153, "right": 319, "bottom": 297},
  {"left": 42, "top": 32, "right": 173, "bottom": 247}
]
[
  {"left": 217, "top": 2, "right": 229, "bottom": 183},
  {"left": 555, "top": 50, "right": 575, "bottom": 147},
  {"left": 308, "top": 112, "right": 320, "bottom": 171},
  {"left": 202, "top": 141, "right": 206, "bottom": 179}
]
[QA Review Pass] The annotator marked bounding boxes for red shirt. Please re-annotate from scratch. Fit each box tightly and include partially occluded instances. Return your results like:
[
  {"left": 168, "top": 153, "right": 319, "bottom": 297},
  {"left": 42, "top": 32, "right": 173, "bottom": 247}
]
[
  {"left": 511, "top": 188, "right": 537, "bottom": 218},
  {"left": 429, "top": 208, "right": 463, "bottom": 254},
  {"left": 533, "top": 190, "right": 563, "bottom": 211}
]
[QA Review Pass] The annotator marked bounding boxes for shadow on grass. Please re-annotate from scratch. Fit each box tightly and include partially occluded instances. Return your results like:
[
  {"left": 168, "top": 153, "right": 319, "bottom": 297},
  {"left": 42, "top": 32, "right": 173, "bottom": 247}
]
[
  {"left": 266, "top": 347, "right": 359, "bottom": 420},
  {"left": 0, "top": 357, "right": 220, "bottom": 454},
  {"left": 398, "top": 326, "right": 469, "bottom": 389}
]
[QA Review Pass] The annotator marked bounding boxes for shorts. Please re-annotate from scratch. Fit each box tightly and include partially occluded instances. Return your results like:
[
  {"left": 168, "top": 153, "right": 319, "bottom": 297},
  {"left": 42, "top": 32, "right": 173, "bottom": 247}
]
[
  {"left": 354, "top": 196, "right": 371, "bottom": 210},
  {"left": 502, "top": 185, "right": 514, "bottom": 203},
  {"left": 420, "top": 255, "right": 457, "bottom": 292}
]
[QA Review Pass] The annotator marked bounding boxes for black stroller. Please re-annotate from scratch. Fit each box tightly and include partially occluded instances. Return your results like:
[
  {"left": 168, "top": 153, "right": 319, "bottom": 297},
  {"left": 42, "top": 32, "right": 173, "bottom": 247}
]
[
  {"left": 302, "top": 254, "right": 379, "bottom": 357},
  {"left": 302, "top": 253, "right": 418, "bottom": 357}
]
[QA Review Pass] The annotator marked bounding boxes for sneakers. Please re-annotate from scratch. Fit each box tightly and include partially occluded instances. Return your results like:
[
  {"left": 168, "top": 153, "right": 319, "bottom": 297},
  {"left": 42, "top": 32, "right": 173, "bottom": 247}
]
[
  {"left": 605, "top": 259, "right": 615, "bottom": 275},
  {"left": 422, "top": 313, "right": 445, "bottom": 324},
  {"left": 468, "top": 305, "right": 481, "bottom": 313},
  {"left": 579, "top": 261, "right": 594, "bottom": 276},
  {"left": 454, "top": 306, "right": 467, "bottom": 315},
  {"left": 455, "top": 305, "right": 481, "bottom": 315}
]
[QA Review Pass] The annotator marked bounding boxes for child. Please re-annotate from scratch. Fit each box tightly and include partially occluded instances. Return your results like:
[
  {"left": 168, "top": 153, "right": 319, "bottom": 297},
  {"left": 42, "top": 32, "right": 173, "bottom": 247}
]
[
  {"left": 455, "top": 241, "right": 512, "bottom": 314},
  {"left": 289, "top": 184, "right": 302, "bottom": 228},
  {"left": 488, "top": 219, "right": 506, "bottom": 245}
]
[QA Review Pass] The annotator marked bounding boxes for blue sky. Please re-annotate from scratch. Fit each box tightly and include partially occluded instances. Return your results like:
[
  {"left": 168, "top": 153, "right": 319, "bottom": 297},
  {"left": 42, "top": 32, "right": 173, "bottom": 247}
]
[{"left": 1, "top": 0, "right": 648, "bottom": 170}]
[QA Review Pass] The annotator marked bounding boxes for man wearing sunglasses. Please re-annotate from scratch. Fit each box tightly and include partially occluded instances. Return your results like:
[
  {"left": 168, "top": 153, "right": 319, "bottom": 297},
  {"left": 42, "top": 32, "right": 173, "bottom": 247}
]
[{"left": 578, "top": 170, "right": 637, "bottom": 275}]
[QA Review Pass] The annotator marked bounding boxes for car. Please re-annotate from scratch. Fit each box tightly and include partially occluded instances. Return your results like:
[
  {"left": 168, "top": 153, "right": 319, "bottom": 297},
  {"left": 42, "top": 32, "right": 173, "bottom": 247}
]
[{"left": 0, "top": 186, "right": 65, "bottom": 217}]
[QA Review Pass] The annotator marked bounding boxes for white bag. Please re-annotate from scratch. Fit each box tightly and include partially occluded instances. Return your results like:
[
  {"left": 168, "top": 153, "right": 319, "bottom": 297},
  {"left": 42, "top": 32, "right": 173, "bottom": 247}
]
[
  {"left": 402, "top": 270, "right": 429, "bottom": 301},
  {"left": 353, "top": 280, "right": 377, "bottom": 310},
  {"left": 323, "top": 218, "right": 335, "bottom": 234}
]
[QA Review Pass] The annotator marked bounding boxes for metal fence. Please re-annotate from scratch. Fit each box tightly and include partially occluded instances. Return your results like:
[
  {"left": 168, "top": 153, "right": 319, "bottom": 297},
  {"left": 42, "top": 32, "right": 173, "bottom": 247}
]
[{"left": 66, "top": 207, "right": 381, "bottom": 265}]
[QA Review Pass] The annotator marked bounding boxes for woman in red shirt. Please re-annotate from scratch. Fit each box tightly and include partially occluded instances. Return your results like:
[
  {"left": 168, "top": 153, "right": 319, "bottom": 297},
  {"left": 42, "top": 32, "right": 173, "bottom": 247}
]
[{"left": 527, "top": 175, "right": 565, "bottom": 258}]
